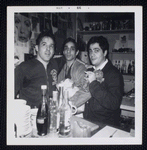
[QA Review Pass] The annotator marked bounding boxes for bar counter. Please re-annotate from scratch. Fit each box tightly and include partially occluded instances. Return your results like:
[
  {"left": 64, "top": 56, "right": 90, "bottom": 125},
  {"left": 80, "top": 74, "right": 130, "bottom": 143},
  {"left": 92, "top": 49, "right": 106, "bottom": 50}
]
[{"left": 20, "top": 115, "right": 134, "bottom": 138}]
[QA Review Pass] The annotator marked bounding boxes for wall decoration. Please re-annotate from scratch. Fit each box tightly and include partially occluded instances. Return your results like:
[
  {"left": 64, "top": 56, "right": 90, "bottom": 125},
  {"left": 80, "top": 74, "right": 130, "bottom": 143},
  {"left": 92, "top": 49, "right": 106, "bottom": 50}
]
[
  {"left": 32, "top": 16, "right": 39, "bottom": 32},
  {"left": 15, "top": 13, "right": 32, "bottom": 43},
  {"left": 68, "top": 21, "right": 73, "bottom": 29},
  {"left": 52, "top": 13, "right": 58, "bottom": 28},
  {"left": 44, "top": 18, "right": 53, "bottom": 34},
  {"left": 38, "top": 15, "right": 44, "bottom": 32},
  {"left": 119, "top": 34, "right": 129, "bottom": 48},
  {"left": 44, "top": 13, "right": 51, "bottom": 19}
]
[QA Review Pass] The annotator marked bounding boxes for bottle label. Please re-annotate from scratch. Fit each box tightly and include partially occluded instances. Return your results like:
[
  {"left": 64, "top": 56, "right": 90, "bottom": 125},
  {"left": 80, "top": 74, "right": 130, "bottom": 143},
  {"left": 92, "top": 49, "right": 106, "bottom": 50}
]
[
  {"left": 37, "top": 118, "right": 44, "bottom": 124},
  {"left": 64, "top": 110, "right": 71, "bottom": 126}
]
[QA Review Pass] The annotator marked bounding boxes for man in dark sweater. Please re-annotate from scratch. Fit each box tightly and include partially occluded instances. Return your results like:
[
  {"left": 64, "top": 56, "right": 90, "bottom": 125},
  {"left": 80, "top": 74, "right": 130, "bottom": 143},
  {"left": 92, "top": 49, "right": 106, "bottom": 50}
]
[
  {"left": 15, "top": 31, "right": 58, "bottom": 108},
  {"left": 83, "top": 36, "right": 124, "bottom": 126}
]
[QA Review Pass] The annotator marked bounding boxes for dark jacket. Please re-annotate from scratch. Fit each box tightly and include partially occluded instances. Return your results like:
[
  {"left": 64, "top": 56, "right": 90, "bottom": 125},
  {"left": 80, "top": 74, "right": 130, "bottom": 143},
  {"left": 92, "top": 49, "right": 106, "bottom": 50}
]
[
  {"left": 15, "top": 58, "right": 58, "bottom": 108},
  {"left": 83, "top": 59, "right": 124, "bottom": 126}
]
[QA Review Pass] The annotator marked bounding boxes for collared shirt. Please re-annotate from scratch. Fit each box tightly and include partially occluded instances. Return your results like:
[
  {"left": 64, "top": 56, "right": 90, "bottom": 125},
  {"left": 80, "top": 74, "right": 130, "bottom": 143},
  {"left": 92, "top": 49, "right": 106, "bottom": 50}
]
[{"left": 94, "top": 59, "right": 108, "bottom": 70}]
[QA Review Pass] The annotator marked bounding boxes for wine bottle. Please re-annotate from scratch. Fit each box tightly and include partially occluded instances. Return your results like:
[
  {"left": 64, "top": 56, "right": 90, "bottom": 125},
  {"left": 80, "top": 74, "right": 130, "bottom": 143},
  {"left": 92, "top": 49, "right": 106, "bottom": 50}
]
[
  {"left": 58, "top": 90, "right": 71, "bottom": 137},
  {"left": 36, "top": 85, "right": 49, "bottom": 136}
]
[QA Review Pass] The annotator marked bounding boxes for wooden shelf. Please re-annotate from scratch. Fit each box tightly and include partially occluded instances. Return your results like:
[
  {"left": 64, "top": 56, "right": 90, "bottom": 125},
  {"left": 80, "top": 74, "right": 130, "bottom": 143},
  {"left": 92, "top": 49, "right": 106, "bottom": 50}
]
[{"left": 78, "top": 29, "right": 134, "bottom": 35}]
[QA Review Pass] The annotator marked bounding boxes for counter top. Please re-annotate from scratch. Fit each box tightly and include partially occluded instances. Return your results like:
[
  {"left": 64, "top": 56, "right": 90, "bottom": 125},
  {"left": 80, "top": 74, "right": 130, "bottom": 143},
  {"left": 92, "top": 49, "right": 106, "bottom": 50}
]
[{"left": 120, "top": 96, "right": 135, "bottom": 111}]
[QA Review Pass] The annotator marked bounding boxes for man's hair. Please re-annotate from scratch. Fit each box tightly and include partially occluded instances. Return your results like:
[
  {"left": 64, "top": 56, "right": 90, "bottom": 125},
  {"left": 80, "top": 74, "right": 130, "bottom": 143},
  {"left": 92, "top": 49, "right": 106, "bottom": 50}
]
[
  {"left": 87, "top": 36, "right": 109, "bottom": 57},
  {"left": 36, "top": 31, "right": 56, "bottom": 50},
  {"left": 62, "top": 37, "right": 78, "bottom": 53}
]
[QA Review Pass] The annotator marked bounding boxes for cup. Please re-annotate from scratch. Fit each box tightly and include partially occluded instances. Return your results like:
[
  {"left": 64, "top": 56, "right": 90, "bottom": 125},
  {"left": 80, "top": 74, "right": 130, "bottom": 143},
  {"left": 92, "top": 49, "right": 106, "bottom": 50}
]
[
  {"left": 14, "top": 99, "right": 27, "bottom": 105},
  {"left": 69, "top": 101, "right": 77, "bottom": 115},
  {"left": 71, "top": 121, "right": 91, "bottom": 137}
]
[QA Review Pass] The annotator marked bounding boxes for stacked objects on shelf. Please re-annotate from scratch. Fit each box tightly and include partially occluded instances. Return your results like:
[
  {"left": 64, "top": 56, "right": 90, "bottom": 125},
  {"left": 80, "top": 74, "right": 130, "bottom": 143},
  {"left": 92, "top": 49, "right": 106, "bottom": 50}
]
[
  {"left": 14, "top": 100, "right": 32, "bottom": 137},
  {"left": 112, "top": 60, "right": 135, "bottom": 75},
  {"left": 83, "top": 19, "right": 134, "bottom": 31}
]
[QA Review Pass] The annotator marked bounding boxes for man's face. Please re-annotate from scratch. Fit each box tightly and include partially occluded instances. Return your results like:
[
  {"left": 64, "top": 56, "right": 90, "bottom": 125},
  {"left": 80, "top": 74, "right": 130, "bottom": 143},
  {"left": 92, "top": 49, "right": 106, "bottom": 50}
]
[
  {"left": 89, "top": 43, "right": 107, "bottom": 67},
  {"left": 63, "top": 41, "right": 78, "bottom": 62},
  {"left": 37, "top": 37, "right": 55, "bottom": 63},
  {"left": 15, "top": 14, "right": 31, "bottom": 43}
]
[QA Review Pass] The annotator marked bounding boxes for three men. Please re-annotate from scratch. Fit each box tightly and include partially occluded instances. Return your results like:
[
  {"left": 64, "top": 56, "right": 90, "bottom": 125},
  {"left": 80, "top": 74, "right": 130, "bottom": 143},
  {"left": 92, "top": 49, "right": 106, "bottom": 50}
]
[{"left": 15, "top": 31, "right": 58, "bottom": 108}]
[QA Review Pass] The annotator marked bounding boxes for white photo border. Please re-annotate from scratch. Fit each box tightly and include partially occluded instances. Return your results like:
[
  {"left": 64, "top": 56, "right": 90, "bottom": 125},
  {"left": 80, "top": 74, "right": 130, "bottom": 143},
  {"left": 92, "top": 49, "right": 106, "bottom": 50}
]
[{"left": 7, "top": 6, "right": 142, "bottom": 145}]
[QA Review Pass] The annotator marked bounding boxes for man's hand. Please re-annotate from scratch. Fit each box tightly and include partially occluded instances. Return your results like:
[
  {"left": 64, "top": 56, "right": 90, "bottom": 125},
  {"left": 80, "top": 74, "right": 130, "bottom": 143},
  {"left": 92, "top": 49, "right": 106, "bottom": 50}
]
[{"left": 84, "top": 71, "right": 96, "bottom": 83}]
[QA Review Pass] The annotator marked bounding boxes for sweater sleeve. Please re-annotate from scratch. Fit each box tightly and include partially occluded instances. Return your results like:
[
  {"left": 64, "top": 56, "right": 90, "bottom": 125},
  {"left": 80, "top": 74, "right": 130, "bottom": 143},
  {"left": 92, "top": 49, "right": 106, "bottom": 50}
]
[
  {"left": 70, "top": 61, "right": 90, "bottom": 107},
  {"left": 15, "top": 65, "right": 24, "bottom": 98},
  {"left": 89, "top": 73, "right": 123, "bottom": 110},
  {"left": 72, "top": 63, "right": 86, "bottom": 89}
]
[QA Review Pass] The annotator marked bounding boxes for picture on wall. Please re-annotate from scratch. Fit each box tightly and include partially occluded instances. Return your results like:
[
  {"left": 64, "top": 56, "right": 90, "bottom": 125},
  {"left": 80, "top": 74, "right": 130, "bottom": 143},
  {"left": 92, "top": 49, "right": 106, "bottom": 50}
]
[
  {"left": 31, "top": 16, "right": 39, "bottom": 32},
  {"left": 38, "top": 15, "right": 44, "bottom": 32},
  {"left": 52, "top": 13, "right": 58, "bottom": 28},
  {"left": 44, "top": 18, "right": 53, "bottom": 34}
]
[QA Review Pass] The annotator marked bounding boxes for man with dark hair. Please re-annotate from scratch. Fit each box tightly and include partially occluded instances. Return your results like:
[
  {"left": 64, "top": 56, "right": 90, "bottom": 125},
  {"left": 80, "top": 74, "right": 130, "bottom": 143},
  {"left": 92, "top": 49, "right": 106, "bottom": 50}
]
[
  {"left": 83, "top": 36, "right": 124, "bottom": 126},
  {"left": 15, "top": 31, "right": 58, "bottom": 108},
  {"left": 58, "top": 37, "right": 86, "bottom": 85},
  {"left": 58, "top": 37, "right": 91, "bottom": 109}
]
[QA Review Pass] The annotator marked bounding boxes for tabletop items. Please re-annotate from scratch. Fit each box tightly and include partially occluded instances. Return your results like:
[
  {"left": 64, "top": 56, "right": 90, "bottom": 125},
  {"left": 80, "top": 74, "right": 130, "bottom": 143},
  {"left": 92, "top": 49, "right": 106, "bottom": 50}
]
[
  {"left": 36, "top": 85, "right": 49, "bottom": 136},
  {"left": 14, "top": 99, "right": 32, "bottom": 138}
]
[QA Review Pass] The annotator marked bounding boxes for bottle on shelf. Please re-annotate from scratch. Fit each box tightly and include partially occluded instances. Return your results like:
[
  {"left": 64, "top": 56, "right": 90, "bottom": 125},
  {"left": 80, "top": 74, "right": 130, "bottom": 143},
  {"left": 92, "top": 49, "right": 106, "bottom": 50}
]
[
  {"left": 58, "top": 90, "right": 72, "bottom": 137},
  {"left": 123, "top": 60, "right": 127, "bottom": 74},
  {"left": 131, "top": 60, "right": 135, "bottom": 75},
  {"left": 49, "top": 91, "right": 58, "bottom": 133},
  {"left": 114, "top": 60, "right": 118, "bottom": 69},
  {"left": 36, "top": 85, "right": 49, "bottom": 136},
  {"left": 117, "top": 60, "right": 121, "bottom": 72},
  {"left": 128, "top": 60, "right": 132, "bottom": 75},
  {"left": 121, "top": 60, "right": 126, "bottom": 74}
]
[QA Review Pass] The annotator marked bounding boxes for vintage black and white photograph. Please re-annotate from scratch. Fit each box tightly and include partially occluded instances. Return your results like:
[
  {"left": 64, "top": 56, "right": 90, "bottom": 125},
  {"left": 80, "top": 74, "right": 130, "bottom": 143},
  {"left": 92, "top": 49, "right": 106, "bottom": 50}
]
[{"left": 7, "top": 6, "right": 142, "bottom": 145}]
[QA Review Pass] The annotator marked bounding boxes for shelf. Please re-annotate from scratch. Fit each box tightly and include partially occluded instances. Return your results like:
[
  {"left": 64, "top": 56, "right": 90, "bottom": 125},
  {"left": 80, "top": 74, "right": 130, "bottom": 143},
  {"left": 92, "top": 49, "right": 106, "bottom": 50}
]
[
  {"left": 110, "top": 52, "right": 135, "bottom": 54},
  {"left": 122, "top": 74, "right": 135, "bottom": 76},
  {"left": 77, "top": 29, "right": 134, "bottom": 35}
]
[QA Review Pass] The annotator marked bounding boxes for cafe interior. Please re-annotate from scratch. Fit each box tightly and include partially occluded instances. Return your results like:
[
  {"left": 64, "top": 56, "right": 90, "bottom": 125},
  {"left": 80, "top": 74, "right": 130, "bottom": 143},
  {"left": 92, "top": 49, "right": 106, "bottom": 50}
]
[{"left": 14, "top": 12, "right": 135, "bottom": 138}]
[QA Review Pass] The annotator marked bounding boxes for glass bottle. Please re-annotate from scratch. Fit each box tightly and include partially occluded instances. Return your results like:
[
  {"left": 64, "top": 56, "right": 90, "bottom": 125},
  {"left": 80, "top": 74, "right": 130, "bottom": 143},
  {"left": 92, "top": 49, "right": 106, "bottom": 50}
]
[
  {"left": 50, "top": 91, "right": 58, "bottom": 133},
  {"left": 36, "top": 85, "right": 49, "bottom": 136},
  {"left": 115, "top": 60, "right": 118, "bottom": 69},
  {"left": 128, "top": 60, "right": 132, "bottom": 75},
  {"left": 123, "top": 60, "right": 127, "bottom": 74},
  {"left": 56, "top": 86, "right": 64, "bottom": 132},
  {"left": 131, "top": 60, "right": 135, "bottom": 75},
  {"left": 58, "top": 90, "right": 71, "bottom": 137},
  {"left": 117, "top": 60, "right": 121, "bottom": 72}
]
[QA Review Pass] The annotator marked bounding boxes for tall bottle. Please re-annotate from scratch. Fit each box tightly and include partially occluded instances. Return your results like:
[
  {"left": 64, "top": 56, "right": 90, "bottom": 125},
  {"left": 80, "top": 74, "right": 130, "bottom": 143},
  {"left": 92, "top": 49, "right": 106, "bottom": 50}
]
[
  {"left": 50, "top": 91, "right": 58, "bottom": 133},
  {"left": 56, "top": 86, "right": 64, "bottom": 131},
  {"left": 128, "top": 60, "right": 132, "bottom": 74},
  {"left": 58, "top": 90, "right": 71, "bottom": 137},
  {"left": 131, "top": 60, "right": 135, "bottom": 75},
  {"left": 117, "top": 60, "right": 121, "bottom": 72},
  {"left": 36, "top": 85, "right": 49, "bottom": 136},
  {"left": 123, "top": 60, "right": 127, "bottom": 74}
]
